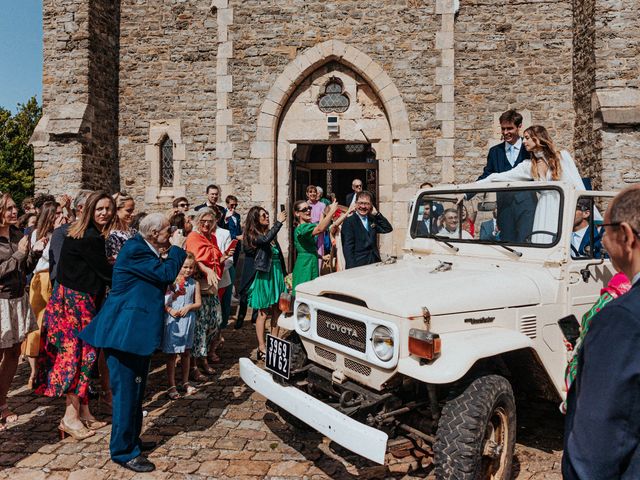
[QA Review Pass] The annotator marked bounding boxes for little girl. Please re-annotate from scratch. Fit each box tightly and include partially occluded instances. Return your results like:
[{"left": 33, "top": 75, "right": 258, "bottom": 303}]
[{"left": 162, "top": 252, "right": 202, "bottom": 399}]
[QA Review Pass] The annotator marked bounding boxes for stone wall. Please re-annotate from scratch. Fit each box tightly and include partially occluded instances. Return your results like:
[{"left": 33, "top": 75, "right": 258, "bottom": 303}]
[
  {"left": 32, "top": 0, "right": 120, "bottom": 195},
  {"left": 228, "top": 0, "right": 441, "bottom": 199},
  {"left": 117, "top": 0, "right": 218, "bottom": 207},
  {"left": 454, "top": 0, "right": 575, "bottom": 182}
]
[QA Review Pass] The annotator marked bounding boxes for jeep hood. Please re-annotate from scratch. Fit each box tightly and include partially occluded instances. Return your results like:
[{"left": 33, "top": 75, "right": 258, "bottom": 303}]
[{"left": 296, "top": 259, "right": 542, "bottom": 318}]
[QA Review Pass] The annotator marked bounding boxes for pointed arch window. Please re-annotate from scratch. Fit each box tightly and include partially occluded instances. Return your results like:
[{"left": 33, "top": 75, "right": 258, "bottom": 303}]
[
  {"left": 160, "top": 136, "right": 174, "bottom": 188},
  {"left": 318, "top": 78, "right": 350, "bottom": 113}
]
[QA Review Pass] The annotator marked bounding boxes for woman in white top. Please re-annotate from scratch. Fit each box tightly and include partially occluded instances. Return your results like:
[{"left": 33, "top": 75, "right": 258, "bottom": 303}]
[
  {"left": 476, "top": 125, "right": 587, "bottom": 244},
  {"left": 24, "top": 202, "right": 66, "bottom": 387}
]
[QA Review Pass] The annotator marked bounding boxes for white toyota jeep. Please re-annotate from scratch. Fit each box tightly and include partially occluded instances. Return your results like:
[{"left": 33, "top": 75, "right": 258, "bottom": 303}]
[{"left": 240, "top": 181, "right": 617, "bottom": 479}]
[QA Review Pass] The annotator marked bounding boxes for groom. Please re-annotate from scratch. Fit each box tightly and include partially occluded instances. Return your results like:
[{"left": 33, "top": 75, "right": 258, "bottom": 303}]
[{"left": 478, "top": 110, "right": 537, "bottom": 243}]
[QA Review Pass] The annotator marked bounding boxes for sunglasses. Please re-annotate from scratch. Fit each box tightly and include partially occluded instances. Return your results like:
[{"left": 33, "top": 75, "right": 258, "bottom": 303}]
[
  {"left": 227, "top": 203, "right": 238, "bottom": 208},
  {"left": 601, "top": 222, "right": 640, "bottom": 237},
  {"left": 199, "top": 219, "right": 214, "bottom": 224},
  {"left": 178, "top": 203, "right": 189, "bottom": 208},
  {"left": 297, "top": 206, "right": 312, "bottom": 213}
]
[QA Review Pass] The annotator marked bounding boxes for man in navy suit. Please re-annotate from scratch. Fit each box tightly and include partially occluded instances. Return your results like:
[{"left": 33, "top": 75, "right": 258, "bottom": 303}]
[
  {"left": 80, "top": 213, "right": 186, "bottom": 473},
  {"left": 563, "top": 186, "right": 640, "bottom": 479},
  {"left": 341, "top": 191, "right": 393, "bottom": 269},
  {"left": 479, "top": 208, "right": 500, "bottom": 241},
  {"left": 345, "top": 178, "right": 363, "bottom": 207},
  {"left": 478, "top": 110, "right": 536, "bottom": 243},
  {"left": 571, "top": 197, "right": 603, "bottom": 258}
]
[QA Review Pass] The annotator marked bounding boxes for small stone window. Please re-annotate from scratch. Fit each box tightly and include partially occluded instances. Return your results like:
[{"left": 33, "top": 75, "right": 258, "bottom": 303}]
[
  {"left": 345, "top": 144, "right": 366, "bottom": 153},
  {"left": 318, "top": 78, "right": 350, "bottom": 113},
  {"left": 160, "top": 136, "right": 174, "bottom": 188}
]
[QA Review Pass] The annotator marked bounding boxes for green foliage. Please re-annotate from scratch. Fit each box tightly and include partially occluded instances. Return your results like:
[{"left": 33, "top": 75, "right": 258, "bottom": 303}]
[{"left": 0, "top": 97, "right": 42, "bottom": 209}]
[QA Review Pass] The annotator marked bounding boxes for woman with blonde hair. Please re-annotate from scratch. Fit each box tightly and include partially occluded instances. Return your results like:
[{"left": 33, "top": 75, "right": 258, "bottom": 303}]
[
  {"left": 23, "top": 202, "right": 66, "bottom": 388},
  {"left": 0, "top": 193, "right": 44, "bottom": 429},
  {"left": 106, "top": 192, "right": 136, "bottom": 262},
  {"left": 35, "top": 191, "right": 115, "bottom": 440},
  {"left": 474, "top": 125, "right": 587, "bottom": 243}
]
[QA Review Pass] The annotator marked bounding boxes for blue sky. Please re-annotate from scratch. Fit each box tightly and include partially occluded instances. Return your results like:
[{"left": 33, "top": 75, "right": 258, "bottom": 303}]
[{"left": 0, "top": 1, "right": 42, "bottom": 113}]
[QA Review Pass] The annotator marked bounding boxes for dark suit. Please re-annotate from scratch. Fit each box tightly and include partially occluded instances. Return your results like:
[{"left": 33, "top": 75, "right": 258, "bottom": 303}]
[
  {"left": 341, "top": 212, "right": 393, "bottom": 269},
  {"left": 571, "top": 226, "right": 604, "bottom": 259},
  {"left": 563, "top": 280, "right": 640, "bottom": 479},
  {"left": 479, "top": 219, "right": 499, "bottom": 241},
  {"left": 478, "top": 141, "right": 536, "bottom": 242},
  {"left": 80, "top": 235, "right": 186, "bottom": 464},
  {"left": 346, "top": 192, "right": 356, "bottom": 206}
]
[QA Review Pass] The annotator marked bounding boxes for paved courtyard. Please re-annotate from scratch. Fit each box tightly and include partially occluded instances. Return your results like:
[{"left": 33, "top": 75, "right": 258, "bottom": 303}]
[{"left": 0, "top": 323, "right": 564, "bottom": 479}]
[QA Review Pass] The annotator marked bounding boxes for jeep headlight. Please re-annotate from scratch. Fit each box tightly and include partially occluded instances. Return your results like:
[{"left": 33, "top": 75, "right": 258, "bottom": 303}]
[
  {"left": 372, "top": 325, "right": 394, "bottom": 361},
  {"left": 296, "top": 303, "right": 311, "bottom": 332}
]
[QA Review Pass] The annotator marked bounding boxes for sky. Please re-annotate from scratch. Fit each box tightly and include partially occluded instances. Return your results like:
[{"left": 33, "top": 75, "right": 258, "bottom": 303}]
[{"left": 0, "top": 0, "right": 42, "bottom": 113}]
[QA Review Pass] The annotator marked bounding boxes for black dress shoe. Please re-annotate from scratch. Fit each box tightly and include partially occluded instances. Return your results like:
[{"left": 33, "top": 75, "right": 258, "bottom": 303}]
[
  {"left": 117, "top": 455, "right": 155, "bottom": 473},
  {"left": 140, "top": 440, "right": 157, "bottom": 451}
]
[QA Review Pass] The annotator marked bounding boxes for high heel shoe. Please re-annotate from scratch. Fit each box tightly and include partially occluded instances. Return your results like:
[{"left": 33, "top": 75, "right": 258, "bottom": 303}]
[
  {"left": 256, "top": 349, "right": 266, "bottom": 361},
  {"left": 58, "top": 419, "right": 96, "bottom": 440},
  {"left": 80, "top": 417, "right": 108, "bottom": 430}
]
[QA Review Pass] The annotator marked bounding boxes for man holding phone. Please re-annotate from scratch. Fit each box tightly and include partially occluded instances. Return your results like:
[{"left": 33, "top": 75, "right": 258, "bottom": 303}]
[{"left": 563, "top": 186, "right": 640, "bottom": 479}]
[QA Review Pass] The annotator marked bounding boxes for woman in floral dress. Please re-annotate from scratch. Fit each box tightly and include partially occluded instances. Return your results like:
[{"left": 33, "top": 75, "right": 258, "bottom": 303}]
[{"left": 35, "top": 191, "right": 115, "bottom": 440}]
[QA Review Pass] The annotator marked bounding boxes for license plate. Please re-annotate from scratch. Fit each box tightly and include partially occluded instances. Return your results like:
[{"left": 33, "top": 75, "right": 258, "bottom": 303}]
[{"left": 265, "top": 334, "right": 291, "bottom": 380}]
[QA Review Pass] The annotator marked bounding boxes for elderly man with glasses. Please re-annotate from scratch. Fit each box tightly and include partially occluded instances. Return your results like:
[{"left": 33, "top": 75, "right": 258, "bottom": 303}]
[
  {"left": 563, "top": 186, "right": 640, "bottom": 479},
  {"left": 80, "top": 213, "right": 186, "bottom": 473},
  {"left": 346, "top": 179, "right": 363, "bottom": 207}
]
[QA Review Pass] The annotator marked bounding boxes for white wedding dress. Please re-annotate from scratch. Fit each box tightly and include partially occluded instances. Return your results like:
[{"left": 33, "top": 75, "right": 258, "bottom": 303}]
[{"left": 476, "top": 150, "right": 586, "bottom": 244}]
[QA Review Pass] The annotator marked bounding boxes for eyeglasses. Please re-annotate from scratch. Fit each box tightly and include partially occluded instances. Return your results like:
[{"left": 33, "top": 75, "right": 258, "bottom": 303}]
[
  {"left": 353, "top": 184, "right": 363, "bottom": 189},
  {"left": 601, "top": 222, "right": 640, "bottom": 237},
  {"left": 199, "top": 219, "right": 214, "bottom": 224},
  {"left": 356, "top": 201, "right": 371, "bottom": 206},
  {"left": 227, "top": 203, "right": 238, "bottom": 208},
  {"left": 178, "top": 203, "right": 189, "bottom": 208},
  {"left": 296, "top": 207, "right": 312, "bottom": 213}
]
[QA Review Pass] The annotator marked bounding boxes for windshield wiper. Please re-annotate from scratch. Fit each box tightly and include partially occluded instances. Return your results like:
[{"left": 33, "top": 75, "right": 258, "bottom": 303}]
[
  {"left": 431, "top": 235, "right": 460, "bottom": 252},
  {"left": 487, "top": 241, "right": 523, "bottom": 257}
]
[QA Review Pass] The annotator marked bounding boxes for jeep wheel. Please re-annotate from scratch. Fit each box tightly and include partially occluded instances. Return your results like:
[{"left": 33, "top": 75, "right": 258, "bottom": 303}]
[{"left": 433, "top": 375, "right": 516, "bottom": 480}]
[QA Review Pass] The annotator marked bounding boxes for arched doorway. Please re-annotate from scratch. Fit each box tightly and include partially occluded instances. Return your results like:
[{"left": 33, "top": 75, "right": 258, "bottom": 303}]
[
  {"left": 277, "top": 61, "right": 391, "bottom": 263},
  {"left": 250, "top": 40, "right": 415, "bottom": 263}
]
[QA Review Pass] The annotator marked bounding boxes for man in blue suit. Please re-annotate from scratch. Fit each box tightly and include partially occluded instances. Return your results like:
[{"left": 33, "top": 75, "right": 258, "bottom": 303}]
[
  {"left": 478, "top": 110, "right": 536, "bottom": 243},
  {"left": 563, "top": 186, "right": 640, "bottom": 479},
  {"left": 571, "top": 197, "right": 603, "bottom": 258},
  {"left": 80, "top": 213, "right": 186, "bottom": 473},
  {"left": 479, "top": 208, "right": 500, "bottom": 241}
]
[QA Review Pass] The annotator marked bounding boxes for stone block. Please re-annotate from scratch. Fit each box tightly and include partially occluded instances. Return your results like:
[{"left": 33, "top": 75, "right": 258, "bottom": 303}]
[
  {"left": 436, "top": 138, "right": 455, "bottom": 157},
  {"left": 216, "top": 161, "right": 228, "bottom": 184},
  {"left": 441, "top": 120, "right": 455, "bottom": 138},
  {"left": 441, "top": 14, "right": 455, "bottom": 32},
  {"left": 441, "top": 157, "right": 455, "bottom": 183},
  {"left": 441, "top": 48, "right": 454, "bottom": 67},
  {"left": 435, "top": 102, "right": 454, "bottom": 121},
  {"left": 393, "top": 158, "right": 408, "bottom": 184},
  {"left": 217, "top": 75, "right": 233, "bottom": 93},
  {"left": 442, "top": 84, "right": 455, "bottom": 103},
  {"left": 216, "top": 57, "right": 228, "bottom": 75},
  {"left": 435, "top": 66, "right": 454, "bottom": 85},
  {"left": 593, "top": 88, "right": 640, "bottom": 125},
  {"left": 362, "top": 60, "right": 384, "bottom": 82},
  {"left": 256, "top": 112, "right": 276, "bottom": 129},
  {"left": 261, "top": 99, "right": 280, "bottom": 117},
  {"left": 217, "top": 7, "right": 233, "bottom": 25},
  {"left": 218, "top": 41, "right": 233, "bottom": 59},
  {"left": 392, "top": 139, "right": 417, "bottom": 158},
  {"left": 435, "top": 31, "right": 454, "bottom": 50},
  {"left": 216, "top": 108, "right": 233, "bottom": 126},
  {"left": 435, "top": 0, "right": 457, "bottom": 14},
  {"left": 250, "top": 141, "right": 273, "bottom": 159},
  {"left": 210, "top": 0, "right": 228, "bottom": 9},
  {"left": 251, "top": 183, "right": 271, "bottom": 202},
  {"left": 217, "top": 141, "right": 233, "bottom": 159}
]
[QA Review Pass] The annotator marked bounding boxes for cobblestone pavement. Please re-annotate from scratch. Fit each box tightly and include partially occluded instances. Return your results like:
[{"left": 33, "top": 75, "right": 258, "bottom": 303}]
[{"left": 0, "top": 323, "right": 564, "bottom": 479}]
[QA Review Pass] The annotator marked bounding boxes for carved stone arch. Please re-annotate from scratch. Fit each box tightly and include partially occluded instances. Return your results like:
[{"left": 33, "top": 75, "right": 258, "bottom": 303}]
[{"left": 250, "top": 40, "right": 416, "bottom": 259}]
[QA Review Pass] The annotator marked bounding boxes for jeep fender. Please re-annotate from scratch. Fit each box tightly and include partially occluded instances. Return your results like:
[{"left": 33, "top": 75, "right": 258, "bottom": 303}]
[
  {"left": 277, "top": 313, "right": 295, "bottom": 331},
  {"left": 397, "top": 327, "right": 534, "bottom": 384}
]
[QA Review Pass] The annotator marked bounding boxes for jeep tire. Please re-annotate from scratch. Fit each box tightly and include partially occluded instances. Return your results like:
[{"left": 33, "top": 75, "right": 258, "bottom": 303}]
[{"left": 433, "top": 374, "right": 516, "bottom": 480}]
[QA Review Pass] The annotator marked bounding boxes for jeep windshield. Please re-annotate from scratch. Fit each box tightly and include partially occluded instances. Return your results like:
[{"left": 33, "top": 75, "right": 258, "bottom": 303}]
[{"left": 410, "top": 186, "right": 564, "bottom": 248}]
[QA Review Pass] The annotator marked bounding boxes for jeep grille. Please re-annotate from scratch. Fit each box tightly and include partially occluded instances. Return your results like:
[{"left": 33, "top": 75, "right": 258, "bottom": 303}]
[
  {"left": 344, "top": 357, "right": 372, "bottom": 376},
  {"left": 316, "top": 310, "right": 367, "bottom": 353}
]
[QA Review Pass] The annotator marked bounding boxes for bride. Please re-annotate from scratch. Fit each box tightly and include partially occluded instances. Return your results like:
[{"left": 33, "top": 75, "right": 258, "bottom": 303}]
[{"left": 474, "top": 125, "right": 587, "bottom": 244}]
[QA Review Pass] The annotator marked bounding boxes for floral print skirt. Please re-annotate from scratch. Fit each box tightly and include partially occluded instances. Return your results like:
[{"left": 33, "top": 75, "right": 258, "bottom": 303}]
[
  {"left": 34, "top": 283, "right": 98, "bottom": 401},
  {"left": 191, "top": 293, "right": 221, "bottom": 358}
]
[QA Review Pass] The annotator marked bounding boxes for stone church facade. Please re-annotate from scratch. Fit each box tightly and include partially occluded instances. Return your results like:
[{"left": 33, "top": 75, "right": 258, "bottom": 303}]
[{"left": 31, "top": 0, "right": 640, "bottom": 258}]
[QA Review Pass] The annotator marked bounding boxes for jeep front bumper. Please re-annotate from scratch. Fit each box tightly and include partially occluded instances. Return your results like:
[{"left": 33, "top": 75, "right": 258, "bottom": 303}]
[{"left": 239, "top": 357, "right": 388, "bottom": 464}]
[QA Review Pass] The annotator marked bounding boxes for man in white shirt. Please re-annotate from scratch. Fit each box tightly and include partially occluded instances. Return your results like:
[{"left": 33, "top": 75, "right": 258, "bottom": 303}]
[
  {"left": 570, "top": 197, "right": 602, "bottom": 258},
  {"left": 438, "top": 208, "right": 473, "bottom": 239}
]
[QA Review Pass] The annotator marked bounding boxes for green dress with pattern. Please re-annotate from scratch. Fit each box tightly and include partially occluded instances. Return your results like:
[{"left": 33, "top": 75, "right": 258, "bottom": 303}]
[
  {"left": 292, "top": 223, "right": 319, "bottom": 295},
  {"left": 248, "top": 244, "right": 286, "bottom": 310}
]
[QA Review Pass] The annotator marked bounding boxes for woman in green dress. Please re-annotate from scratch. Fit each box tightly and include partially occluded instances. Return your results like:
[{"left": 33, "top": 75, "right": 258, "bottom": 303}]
[
  {"left": 245, "top": 206, "right": 288, "bottom": 359},
  {"left": 292, "top": 199, "right": 339, "bottom": 295}
]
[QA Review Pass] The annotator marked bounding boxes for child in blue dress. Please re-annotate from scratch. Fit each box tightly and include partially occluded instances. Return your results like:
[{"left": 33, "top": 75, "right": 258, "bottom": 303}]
[{"left": 162, "top": 252, "right": 201, "bottom": 398}]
